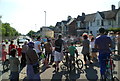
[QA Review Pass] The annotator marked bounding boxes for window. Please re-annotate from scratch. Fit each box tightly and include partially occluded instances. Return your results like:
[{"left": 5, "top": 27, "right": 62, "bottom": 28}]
[
  {"left": 101, "top": 20, "right": 104, "bottom": 26},
  {"left": 90, "top": 31, "right": 92, "bottom": 34},
  {"left": 108, "top": 20, "right": 111, "bottom": 25},
  {"left": 90, "top": 22, "right": 92, "bottom": 26},
  {"left": 77, "top": 21, "right": 80, "bottom": 28},
  {"left": 97, "top": 20, "right": 100, "bottom": 25}
]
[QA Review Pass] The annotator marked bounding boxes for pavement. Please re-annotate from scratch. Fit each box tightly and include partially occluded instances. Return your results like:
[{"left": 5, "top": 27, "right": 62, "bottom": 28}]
[{"left": 1, "top": 46, "right": 120, "bottom": 81}]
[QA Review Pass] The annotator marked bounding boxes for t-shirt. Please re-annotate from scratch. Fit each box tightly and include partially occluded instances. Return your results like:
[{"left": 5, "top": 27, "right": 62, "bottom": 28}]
[
  {"left": 44, "top": 42, "right": 52, "bottom": 53},
  {"left": 9, "top": 44, "right": 16, "bottom": 53},
  {"left": 90, "top": 40, "right": 95, "bottom": 48},
  {"left": 55, "top": 39, "right": 64, "bottom": 52},
  {"left": 2, "top": 49, "right": 7, "bottom": 61},
  {"left": 34, "top": 41, "right": 41, "bottom": 53},
  {"left": 81, "top": 39, "right": 90, "bottom": 54},
  {"left": 95, "top": 35, "right": 112, "bottom": 54},
  {"left": 68, "top": 46, "right": 76, "bottom": 56},
  {"left": 17, "top": 48, "right": 22, "bottom": 56},
  {"left": 9, "top": 57, "right": 20, "bottom": 72},
  {"left": 26, "top": 48, "right": 39, "bottom": 64}
]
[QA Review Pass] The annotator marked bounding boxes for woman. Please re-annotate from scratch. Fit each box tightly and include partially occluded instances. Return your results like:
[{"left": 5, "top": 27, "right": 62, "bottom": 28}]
[{"left": 26, "top": 42, "right": 40, "bottom": 80}]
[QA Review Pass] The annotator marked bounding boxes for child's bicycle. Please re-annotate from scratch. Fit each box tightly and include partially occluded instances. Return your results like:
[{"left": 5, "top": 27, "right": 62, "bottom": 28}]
[
  {"left": 60, "top": 51, "right": 83, "bottom": 72},
  {"left": 102, "top": 54, "right": 119, "bottom": 81},
  {"left": 2, "top": 58, "right": 10, "bottom": 72}
]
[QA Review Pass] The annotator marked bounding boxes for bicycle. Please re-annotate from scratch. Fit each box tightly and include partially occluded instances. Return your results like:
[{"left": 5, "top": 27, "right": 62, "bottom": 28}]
[
  {"left": 2, "top": 59, "right": 10, "bottom": 72},
  {"left": 101, "top": 54, "right": 119, "bottom": 81},
  {"left": 60, "top": 51, "right": 83, "bottom": 72}
]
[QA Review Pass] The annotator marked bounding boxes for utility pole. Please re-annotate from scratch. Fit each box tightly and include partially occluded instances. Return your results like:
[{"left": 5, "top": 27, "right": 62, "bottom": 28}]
[{"left": 44, "top": 11, "right": 46, "bottom": 27}]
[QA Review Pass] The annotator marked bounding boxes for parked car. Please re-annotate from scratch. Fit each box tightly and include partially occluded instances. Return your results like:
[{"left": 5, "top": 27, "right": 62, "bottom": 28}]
[{"left": 18, "top": 38, "right": 28, "bottom": 44}]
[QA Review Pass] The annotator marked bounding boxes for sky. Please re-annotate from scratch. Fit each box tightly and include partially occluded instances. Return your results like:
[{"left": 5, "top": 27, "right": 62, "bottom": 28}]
[{"left": 0, "top": 0, "right": 120, "bottom": 35}]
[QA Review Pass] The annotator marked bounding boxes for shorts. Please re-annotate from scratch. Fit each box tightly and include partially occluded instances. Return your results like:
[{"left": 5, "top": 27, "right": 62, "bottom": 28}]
[{"left": 54, "top": 51, "right": 63, "bottom": 62}]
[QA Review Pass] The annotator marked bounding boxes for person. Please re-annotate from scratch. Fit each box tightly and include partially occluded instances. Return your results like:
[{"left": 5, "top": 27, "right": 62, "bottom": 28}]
[
  {"left": 2, "top": 44, "right": 7, "bottom": 62},
  {"left": 90, "top": 37, "right": 98, "bottom": 62},
  {"left": 21, "top": 41, "right": 28, "bottom": 69},
  {"left": 17, "top": 45, "right": 22, "bottom": 58},
  {"left": 34, "top": 36, "right": 42, "bottom": 59},
  {"left": 26, "top": 42, "right": 40, "bottom": 80},
  {"left": 8, "top": 40, "right": 16, "bottom": 54},
  {"left": 54, "top": 34, "right": 64, "bottom": 72},
  {"left": 95, "top": 28, "right": 112, "bottom": 79},
  {"left": 44, "top": 39, "right": 53, "bottom": 68},
  {"left": 81, "top": 34, "right": 92, "bottom": 66},
  {"left": 9, "top": 48, "right": 20, "bottom": 81},
  {"left": 116, "top": 32, "right": 120, "bottom": 55},
  {"left": 68, "top": 42, "right": 78, "bottom": 71},
  {"left": 109, "top": 31, "right": 116, "bottom": 54},
  {"left": 66, "top": 36, "right": 72, "bottom": 46}
]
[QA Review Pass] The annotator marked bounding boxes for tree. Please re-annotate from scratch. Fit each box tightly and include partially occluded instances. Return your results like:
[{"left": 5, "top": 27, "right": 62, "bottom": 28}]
[
  {"left": 27, "top": 30, "right": 36, "bottom": 37},
  {"left": 1, "top": 22, "right": 20, "bottom": 37}
]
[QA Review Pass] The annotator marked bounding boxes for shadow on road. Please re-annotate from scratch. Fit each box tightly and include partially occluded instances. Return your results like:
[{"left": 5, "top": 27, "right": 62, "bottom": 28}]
[
  {"left": 84, "top": 64, "right": 98, "bottom": 81},
  {"left": 51, "top": 68, "right": 84, "bottom": 81}
]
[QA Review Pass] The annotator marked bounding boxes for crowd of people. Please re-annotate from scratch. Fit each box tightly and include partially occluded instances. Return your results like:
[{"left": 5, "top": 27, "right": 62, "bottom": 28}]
[{"left": 1, "top": 28, "right": 120, "bottom": 81}]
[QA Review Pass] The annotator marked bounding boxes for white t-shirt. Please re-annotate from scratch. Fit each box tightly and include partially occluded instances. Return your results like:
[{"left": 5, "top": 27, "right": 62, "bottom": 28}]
[
  {"left": 34, "top": 41, "right": 41, "bottom": 53},
  {"left": 90, "top": 40, "right": 95, "bottom": 48}
]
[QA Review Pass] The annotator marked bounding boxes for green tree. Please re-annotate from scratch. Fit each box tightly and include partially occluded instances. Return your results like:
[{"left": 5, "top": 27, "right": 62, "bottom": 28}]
[
  {"left": 27, "top": 30, "right": 36, "bottom": 37},
  {"left": 2, "top": 22, "right": 20, "bottom": 37}
]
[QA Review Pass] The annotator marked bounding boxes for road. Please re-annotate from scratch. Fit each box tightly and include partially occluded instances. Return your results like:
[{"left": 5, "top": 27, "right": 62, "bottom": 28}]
[{"left": 1, "top": 38, "right": 120, "bottom": 81}]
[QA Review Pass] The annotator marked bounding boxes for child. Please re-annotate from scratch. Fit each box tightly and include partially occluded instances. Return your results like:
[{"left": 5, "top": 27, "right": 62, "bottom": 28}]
[
  {"left": 68, "top": 42, "right": 78, "bottom": 71},
  {"left": 2, "top": 44, "right": 7, "bottom": 62},
  {"left": 90, "top": 37, "right": 98, "bottom": 62},
  {"left": 17, "top": 45, "right": 22, "bottom": 58},
  {"left": 9, "top": 48, "right": 20, "bottom": 81}
]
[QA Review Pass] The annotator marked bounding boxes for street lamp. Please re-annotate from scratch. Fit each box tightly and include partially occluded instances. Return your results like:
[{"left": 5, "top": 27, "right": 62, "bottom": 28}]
[{"left": 44, "top": 11, "right": 46, "bottom": 27}]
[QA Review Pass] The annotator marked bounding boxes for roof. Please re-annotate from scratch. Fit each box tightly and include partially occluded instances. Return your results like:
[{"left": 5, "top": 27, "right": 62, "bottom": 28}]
[
  {"left": 99, "top": 9, "right": 119, "bottom": 19},
  {"left": 55, "top": 22, "right": 61, "bottom": 27},
  {"left": 84, "top": 9, "right": 119, "bottom": 22},
  {"left": 61, "top": 20, "right": 68, "bottom": 24},
  {"left": 67, "top": 18, "right": 76, "bottom": 25},
  {"left": 84, "top": 13, "right": 95, "bottom": 22}
]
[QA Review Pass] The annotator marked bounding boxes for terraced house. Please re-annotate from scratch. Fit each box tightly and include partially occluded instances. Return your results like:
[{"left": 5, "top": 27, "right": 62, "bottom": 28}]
[{"left": 55, "top": 2, "right": 120, "bottom": 37}]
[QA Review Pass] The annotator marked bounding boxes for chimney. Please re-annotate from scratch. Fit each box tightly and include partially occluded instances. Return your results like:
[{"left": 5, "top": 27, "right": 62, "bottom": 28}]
[
  {"left": 82, "top": 12, "right": 85, "bottom": 17},
  {"left": 111, "top": 5, "right": 115, "bottom": 10}
]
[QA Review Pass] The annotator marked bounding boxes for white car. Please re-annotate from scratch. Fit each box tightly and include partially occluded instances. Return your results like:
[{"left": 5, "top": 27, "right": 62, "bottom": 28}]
[{"left": 18, "top": 38, "right": 28, "bottom": 44}]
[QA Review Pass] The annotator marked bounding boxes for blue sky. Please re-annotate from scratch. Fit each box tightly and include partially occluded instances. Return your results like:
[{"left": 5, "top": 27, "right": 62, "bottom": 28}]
[{"left": 0, "top": 0, "right": 120, "bottom": 34}]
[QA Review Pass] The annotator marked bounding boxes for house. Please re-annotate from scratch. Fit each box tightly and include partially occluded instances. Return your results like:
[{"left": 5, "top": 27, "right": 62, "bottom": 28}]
[
  {"left": 54, "top": 16, "right": 72, "bottom": 37},
  {"left": 40, "top": 26, "right": 54, "bottom": 38},
  {"left": 54, "top": 2, "right": 120, "bottom": 37},
  {"left": 76, "top": 4, "right": 120, "bottom": 37}
]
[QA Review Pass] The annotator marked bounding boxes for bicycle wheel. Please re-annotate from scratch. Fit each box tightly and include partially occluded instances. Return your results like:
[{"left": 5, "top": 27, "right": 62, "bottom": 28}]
[
  {"left": 3, "top": 59, "right": 10, "bottom": 71},
  {"left": 113, "top": 76, "right": 119, "bottom": 81},
  {"left": 60, "top": 64, "right": 67, "bottom": 71},
  {"left": 76, "top": 59, "right": 83, "bottom": 70}
]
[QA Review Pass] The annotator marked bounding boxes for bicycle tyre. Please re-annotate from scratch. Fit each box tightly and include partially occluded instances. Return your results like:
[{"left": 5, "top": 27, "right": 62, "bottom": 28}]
[
  {"left": 113, "top": 76, "right": 119, "bottom": 81},
  {"left": 3, "top": 59, "right": 10, "bottom": 71},
  {"left": 76, "top": 59, "right": 83, "bottom": 70}
]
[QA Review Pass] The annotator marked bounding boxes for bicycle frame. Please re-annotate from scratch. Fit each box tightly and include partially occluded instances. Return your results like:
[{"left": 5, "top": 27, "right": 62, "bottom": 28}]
[{"left": 105, "top": 54, "right": 117, "bottom": 81}]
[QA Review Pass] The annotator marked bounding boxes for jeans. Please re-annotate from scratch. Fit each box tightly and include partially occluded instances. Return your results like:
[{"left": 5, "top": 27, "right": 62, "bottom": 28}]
[
  {"left": 10, "top": 72, "right": 19, "bottom": 81},
  {"left": 98, "top": 53, "right": 110, "bottom": 76}
]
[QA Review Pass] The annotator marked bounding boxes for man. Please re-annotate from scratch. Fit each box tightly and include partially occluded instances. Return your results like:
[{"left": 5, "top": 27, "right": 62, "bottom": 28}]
[
  {"left": 34, "top": 36, "right": 42, "bottom": 59},
  {"left": 95, "top": 28, "right": 112, "bottom": 79},
  {"left": 54, "top": 35, "right": 64, "bottom": 72},
  {"left": 44, "top": 39, "right": 53, "bottom": 68}
]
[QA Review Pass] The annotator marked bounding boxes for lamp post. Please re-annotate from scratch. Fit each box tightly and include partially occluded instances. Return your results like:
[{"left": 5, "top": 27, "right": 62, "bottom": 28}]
[{"left": 44, "top": 11, "right": 46, "bottom": 27}]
